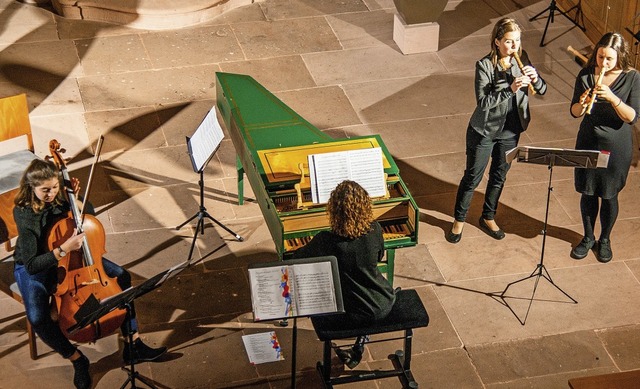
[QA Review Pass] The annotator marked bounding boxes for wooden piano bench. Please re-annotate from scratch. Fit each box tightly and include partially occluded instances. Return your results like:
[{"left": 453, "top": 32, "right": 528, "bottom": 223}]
[{"left": 310, "top": 289, "right": 429, "bottom": 388}]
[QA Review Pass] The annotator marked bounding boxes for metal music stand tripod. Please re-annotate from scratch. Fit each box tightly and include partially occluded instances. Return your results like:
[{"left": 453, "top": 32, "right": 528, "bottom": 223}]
[
  {"left": 500, "top": 146, "right": 606, "bottom": 325},
  {"left": 530, "top": 0, "right": 585, "bottom": 47},
  {"left": 68, "top": 260, "right": 193, "bottom": 388},
  {"left": 176, "top": 107, "right": 243, "bottom": 262},
  {"left": 177, "top": 168, "right": 243, "bottom": 262}
]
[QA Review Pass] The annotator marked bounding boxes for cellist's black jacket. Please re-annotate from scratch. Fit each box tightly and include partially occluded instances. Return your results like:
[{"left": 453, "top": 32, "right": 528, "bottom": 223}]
[{"left": 14, "top": 202, "right": 70, "bottom": 275}]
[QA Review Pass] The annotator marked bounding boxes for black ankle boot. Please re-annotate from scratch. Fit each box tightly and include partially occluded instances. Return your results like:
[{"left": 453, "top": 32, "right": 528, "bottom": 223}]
[
  {"left": 123, "top": 338, "right": 167, "bottom": 364},
  {"left": 71, "top": 352, "right": 92, "bottom": 389}
]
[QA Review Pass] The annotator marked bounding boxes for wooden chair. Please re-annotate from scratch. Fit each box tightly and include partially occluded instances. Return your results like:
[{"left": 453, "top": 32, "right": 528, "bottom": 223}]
[
  {"left": 0, "top": 258, "right": 39, "bottom": 360},
  {"left": 0, "top": 93, "right": 40, "bottom": 359}
]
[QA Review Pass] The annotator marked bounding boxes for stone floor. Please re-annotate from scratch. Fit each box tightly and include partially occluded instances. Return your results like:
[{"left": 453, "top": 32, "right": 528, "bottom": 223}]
[{"left": 1, "top": 0, "right": 640, "bottom": 388}]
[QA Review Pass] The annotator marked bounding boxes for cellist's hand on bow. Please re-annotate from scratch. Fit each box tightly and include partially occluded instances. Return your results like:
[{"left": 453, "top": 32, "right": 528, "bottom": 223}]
[
  {"left": 70, "top": 177, "right": 81, "bottom": 195},
  {"left": 68, "top": 177, "right": 87, "bottom": 212}
]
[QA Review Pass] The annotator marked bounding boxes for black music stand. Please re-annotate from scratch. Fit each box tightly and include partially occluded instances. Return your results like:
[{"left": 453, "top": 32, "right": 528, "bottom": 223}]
[
  {"left": 530, "top": 0, "right": 585, "bottom": 47},
  {"left": 68, "top": 259, "right": 192, "bottom": 388},
  {"left": 176, "top": 107, "right": 243, "bottom": 262},
  {"left": 500, "top": 146, "right": 607, "bottom": 325},
  {"left": 248, "top": 256, "right": 343, "bottom": 389}
]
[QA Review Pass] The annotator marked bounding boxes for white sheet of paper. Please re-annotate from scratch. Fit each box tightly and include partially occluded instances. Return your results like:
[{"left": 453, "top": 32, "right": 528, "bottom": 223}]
[
  {"left": 189, "top": 107, "right": 225, "bottom": 172},
  {"left": 291, "top": 262, "right": 337, "bottom": 317},
  {"left": 597, "top": 151, "right": 610, "bottom": 168},
  {"left": 242, "top": 331, "right": 284, "bottom": 364},
  {"left": 309, "top": 147, "right": 385, "bottom": 203},
  {"left": 248, "top": 266, "right": 293, "bottom": 321}
]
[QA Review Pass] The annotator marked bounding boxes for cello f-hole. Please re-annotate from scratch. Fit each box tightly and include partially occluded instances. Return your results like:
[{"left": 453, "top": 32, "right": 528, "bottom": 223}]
[{"left": 94, "top": 269, "right": 108, "bottom": 287}]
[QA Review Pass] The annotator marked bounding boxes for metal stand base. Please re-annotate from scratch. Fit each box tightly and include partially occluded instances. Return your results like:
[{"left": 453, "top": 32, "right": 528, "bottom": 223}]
[
  {"left": 499, "top": 160, "right": 577, "bottom": 325},
  {"left": 177, "top": 170, "right": 243, "bottom": 262},
  {"left": 500, "top": 263, "right": 577, "bottom": 325},
  {"left": 120, "top": 304, "right": 157, "bottom": 389},
  {"left": 530, "top": 0, "right": 585, "bottom": 47}
]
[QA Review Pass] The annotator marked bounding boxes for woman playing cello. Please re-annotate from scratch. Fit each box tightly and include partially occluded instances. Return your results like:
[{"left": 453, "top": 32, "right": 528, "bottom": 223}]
[{"left": 12, "top": 159, "right": 166, "bottom": 389}]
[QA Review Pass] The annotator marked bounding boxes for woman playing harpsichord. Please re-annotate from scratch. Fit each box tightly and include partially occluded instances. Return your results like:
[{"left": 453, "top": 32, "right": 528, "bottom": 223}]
[{"left": 293, "top": 180, "right": 395, "bottom": 369}]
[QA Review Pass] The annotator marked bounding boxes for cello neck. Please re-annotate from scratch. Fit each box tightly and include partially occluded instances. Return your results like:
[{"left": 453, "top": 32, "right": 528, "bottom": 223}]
[
  {"left": 63, "top": 160, "right": 96, "bottom": 266},
  {"left": 48, "top": 139, "right": 96, "bottom": 266}
]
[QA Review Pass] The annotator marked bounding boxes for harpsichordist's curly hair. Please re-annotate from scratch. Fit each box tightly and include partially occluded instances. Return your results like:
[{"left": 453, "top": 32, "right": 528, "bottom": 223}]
[{"left": 327, "top": 180, "right": 373, "bottom": 239}]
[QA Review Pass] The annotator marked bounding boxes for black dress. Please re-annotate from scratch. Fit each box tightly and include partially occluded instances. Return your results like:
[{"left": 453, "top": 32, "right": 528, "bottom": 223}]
[{"left": 571, "top": 67, "right": 640, "bottom": 199}]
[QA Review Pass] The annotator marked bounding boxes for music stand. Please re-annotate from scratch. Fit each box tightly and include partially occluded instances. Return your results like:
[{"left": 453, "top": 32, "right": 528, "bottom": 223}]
[
  {"left": 67, "top": 259, "right": 192, "bottom": 388},
  {"left": 176, "top": 107, "right": 243, "bottom": 262},
  {"left": 500, "top": 146, "right": 607, "bottom": 325},
  {"left": 248, "top": 256, "right": 343, "bottom": 389},
  {"left": 530, "top": 0, "right": 585, "bottom": 47}
]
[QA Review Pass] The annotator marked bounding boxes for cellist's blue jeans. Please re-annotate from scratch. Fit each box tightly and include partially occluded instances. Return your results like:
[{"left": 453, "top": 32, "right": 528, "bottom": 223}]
[{"left": 14, "top": 258, "right": 138, "bottom": 359}]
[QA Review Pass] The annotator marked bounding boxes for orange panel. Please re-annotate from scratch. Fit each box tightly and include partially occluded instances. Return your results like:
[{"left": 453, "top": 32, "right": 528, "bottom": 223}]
[
  {"left": 0, "top": 188, "right": 18, "bottom": 242},
  {"left": 0, "top": 93, "right": 33, "bottom": 151}
]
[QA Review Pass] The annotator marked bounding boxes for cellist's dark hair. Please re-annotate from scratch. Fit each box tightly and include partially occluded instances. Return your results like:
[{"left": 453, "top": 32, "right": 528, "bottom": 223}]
[{"left": 14, "top": 159, "right": 64, "bottom": 213}]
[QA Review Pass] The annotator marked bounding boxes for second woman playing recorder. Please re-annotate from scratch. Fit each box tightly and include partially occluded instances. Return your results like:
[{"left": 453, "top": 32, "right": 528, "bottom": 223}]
[
  {"left": 447, "top": 17, "right": 547, "bottom": 243},
  {"left": 569, "top": 32, "right": 640, "bottom": 262}
]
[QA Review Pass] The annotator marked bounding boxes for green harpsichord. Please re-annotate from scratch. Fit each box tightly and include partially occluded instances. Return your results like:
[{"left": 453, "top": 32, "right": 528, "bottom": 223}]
[{"left": 216, "top": 72, "right": 418, "bottom": 285}]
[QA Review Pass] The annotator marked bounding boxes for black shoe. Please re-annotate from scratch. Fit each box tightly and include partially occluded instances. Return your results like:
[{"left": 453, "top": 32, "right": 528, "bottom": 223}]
[
  {"left": 445, "top": 229, "right": 462, "bottom": 243},
  {"left": 123, "top": 338, "right": 167, "bottom": 364},
  {"left": 71, "top": 351, "right": 92, "bottom": 389},
  {"left": 478, "top": 217, "right": 505, "bottom": 240},
  {"left": 335, "top": 347, "right": 362, "bottom": 369},
  {"left": 596, "top": 239, "right": 613, "bottom": 263},
  {"left": 570, "top": 237, "right": 595, "bottom": 260}
]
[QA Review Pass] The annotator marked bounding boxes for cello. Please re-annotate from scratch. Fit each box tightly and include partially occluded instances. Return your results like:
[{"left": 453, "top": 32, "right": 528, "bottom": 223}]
[{"left": 47, "top": 138, "right": 127, "bottom": 343}]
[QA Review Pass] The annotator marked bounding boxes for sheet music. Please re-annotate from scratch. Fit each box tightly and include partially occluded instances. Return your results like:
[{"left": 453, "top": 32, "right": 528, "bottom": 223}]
[
  {"left": 248, "top": 266, "right": 293, "bottom": 321},
  {"left": 308, "top": 147, "right": 386, "bottom": 203},
  {"left": 242, "top": 331, "right": 285, "bottom": 364},
  {"left": 248, "top": 261, "right": 338, "bottom": 321},
  {"left": 290, "top": 262, "right": 336, "bottom": 317},
  {"left": 187, "top": 106, "right": 225, "bottom": 172}
]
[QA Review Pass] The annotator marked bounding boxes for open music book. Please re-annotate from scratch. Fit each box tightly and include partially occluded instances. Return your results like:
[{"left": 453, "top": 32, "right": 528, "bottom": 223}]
[
  {"left": 308, "top": 147, "right": 386, "bottom": 203},
  {"left": 248, "top": 256, "right": 343, "bottom": 321}
]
